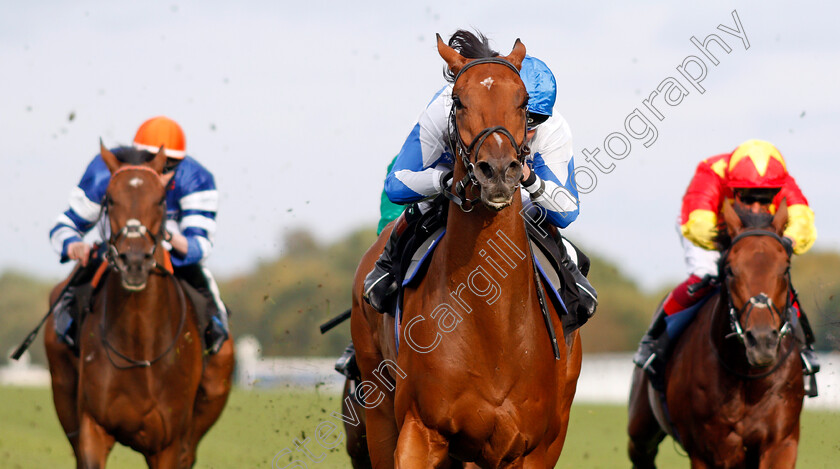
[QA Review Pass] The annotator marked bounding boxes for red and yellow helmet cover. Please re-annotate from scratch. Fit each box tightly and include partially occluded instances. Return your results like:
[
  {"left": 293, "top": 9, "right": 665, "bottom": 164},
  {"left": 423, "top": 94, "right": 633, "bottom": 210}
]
[{"left": 726, "top": 139, "right": 787, "bottom": 189}]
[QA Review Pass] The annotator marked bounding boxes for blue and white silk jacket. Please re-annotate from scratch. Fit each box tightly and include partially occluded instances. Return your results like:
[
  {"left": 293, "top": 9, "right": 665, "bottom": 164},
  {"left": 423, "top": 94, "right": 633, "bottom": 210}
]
[
  {"left": 384, "top": 85, "right": 580, "bottom": 228},
  {"left": 49, "top": 152, "right": 218, "bottom": 267}
]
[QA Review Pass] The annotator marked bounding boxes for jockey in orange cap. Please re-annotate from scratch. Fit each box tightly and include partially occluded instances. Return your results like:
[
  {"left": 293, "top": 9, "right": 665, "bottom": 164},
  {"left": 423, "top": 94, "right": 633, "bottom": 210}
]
[
  {"left": 632, "top": 139, "right": 819, "bottom": 394},
  {"left": 49, "top": 116, "right": 229, "bottom": 354}
]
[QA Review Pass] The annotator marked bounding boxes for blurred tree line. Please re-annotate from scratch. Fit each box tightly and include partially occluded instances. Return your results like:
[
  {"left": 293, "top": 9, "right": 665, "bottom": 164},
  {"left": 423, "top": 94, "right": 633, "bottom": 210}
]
[{"left": 1, "top": 231, "right": 838, "bottom": 364}]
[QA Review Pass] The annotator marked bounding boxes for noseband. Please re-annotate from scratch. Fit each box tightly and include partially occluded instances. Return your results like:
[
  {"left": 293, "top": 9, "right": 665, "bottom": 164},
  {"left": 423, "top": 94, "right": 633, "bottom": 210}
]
[{"left": 444, "top": 57, "right": 530, "bottom": 212}]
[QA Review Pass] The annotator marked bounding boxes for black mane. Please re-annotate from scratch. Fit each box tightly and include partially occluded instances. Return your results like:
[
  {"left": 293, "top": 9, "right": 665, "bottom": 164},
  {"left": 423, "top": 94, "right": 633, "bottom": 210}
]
[
  {"left": 443, "top": 29, "right": 499, "bottom": 83},
  {"left": 111, "top": 146, "right": 156, "bottom": 165},
  {"left": 715, "top": 203, "right": 775, "bottom": 249}
]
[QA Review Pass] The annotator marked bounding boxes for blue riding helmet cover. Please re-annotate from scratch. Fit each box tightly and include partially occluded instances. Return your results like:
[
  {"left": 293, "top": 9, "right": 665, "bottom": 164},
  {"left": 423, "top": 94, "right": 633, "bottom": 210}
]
[{"left": 520, "top": 55, "right": 556, "bottom": 117}]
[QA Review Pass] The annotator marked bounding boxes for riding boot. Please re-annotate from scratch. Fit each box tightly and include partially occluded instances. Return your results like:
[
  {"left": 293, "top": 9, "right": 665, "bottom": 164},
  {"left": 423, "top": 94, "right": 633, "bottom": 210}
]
[
  {"left": 558, "top": 238, "right": 597, "bottom": 318},
  {"left": 633, "top": 305, "right": 671, "bottom": 390},
  {"left": 52, "top": 250, "right": 103, "bottom": 349},
  {"left": 363, "top": 215, "right": 407, "bottom": 314},
  {"left": 791, "top": 295, "right": 820, "bottom": 397},
  {"left": 335, "top": 342, "right": 360, "bottom": 381},
  {"left": 52, "top": 288, "right": 78, "bottom": 347},
  {"left": 175, "top": 264, "right": 230, "bottom": 355}
]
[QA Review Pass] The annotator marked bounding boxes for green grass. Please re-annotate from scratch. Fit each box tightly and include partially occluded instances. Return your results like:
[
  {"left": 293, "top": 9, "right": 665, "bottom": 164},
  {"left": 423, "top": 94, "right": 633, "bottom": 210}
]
[{"left": 1, "top": 386, "right": 838, "bottom": 468}]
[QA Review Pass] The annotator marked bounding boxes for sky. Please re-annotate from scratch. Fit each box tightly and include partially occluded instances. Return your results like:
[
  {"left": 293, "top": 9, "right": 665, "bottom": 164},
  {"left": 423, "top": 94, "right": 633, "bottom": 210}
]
[{"left": 1, "top": 1, "right": 838, "bottom": 290}]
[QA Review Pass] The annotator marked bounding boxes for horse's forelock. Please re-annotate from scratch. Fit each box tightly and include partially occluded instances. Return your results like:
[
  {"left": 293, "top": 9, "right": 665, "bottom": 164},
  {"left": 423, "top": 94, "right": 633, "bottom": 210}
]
[
  {"left": 112, "top": 146, "right": 156, "bottom": 165},
  {"left": 443, "top": 29, "right": 499, "bottom": 83}
]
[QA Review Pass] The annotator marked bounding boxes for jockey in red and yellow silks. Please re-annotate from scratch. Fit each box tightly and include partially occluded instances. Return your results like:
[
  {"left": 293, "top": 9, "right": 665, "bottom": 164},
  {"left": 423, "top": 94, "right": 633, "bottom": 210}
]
[
  {"left": 680, "top": 141, "right": 816, "bottom": 254},
  {"left": 633, "top": 139, "right": 819, "bottom": 393}
]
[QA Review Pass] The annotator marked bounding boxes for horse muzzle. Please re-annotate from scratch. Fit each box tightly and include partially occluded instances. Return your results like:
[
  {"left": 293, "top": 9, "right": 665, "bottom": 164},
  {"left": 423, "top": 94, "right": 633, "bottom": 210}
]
[
  {"left": 112, "top": 251, "right": 155, "bottom": 292},
  {"left": 744, "top": 326, "right": 781, "bottom": 367},
  {"left": 473, "top": 159, "right": 523, "bottom": 211}
]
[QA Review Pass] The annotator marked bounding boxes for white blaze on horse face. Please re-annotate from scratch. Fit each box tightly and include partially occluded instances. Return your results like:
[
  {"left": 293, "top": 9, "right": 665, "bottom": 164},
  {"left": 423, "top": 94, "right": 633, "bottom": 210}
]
[
  {"left": 480, "top": 76, "right": 494, "bottom": 90},
  {"left": 494, "top": 133, "right": 503, "bottom": 148},
  {"left": 129, "top": 177, "right": 144, "bottom": 188}
]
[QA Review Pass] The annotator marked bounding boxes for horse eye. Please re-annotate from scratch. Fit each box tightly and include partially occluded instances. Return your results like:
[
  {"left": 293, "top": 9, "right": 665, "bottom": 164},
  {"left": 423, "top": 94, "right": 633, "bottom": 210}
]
[{"left": 452, "top": 96, "right": 463, "bottom": 109}]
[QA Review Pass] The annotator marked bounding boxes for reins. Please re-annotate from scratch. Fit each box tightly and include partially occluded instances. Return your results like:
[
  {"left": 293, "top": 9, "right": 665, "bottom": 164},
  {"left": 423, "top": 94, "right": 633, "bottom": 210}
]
[
  {"left": 98, "top": 164, "right": 185, "bottom": 369},
  {"left": 99, "top": 263, "right": 187, "bottom": 369},
  {"left": 444, "top": 57, "right": 530, "bottom": 212}
]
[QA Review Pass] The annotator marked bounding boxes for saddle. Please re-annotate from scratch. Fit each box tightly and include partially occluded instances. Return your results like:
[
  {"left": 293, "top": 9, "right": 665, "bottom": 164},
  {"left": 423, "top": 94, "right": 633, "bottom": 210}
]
[
  {"left": 386, "top": 196, "right": 592, "bottom": 337},
  {"left": 60, "top": 258, "right": 210, "bottom": 354}
]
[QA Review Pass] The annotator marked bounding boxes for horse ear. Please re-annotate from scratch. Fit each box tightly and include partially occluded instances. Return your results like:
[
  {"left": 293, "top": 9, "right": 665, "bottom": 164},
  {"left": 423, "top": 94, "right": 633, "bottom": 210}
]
[
  {"left": 501, "top": 38, "right": 526, "bottom": 70},
  {"left": 149, "top": 145, "right": 167, "bottom": 174},
  {"left": 722, "top": 199, "right": 743, "bottom": 238},
  {"left": 437, "top": 33, "right": 468, "bottom": 76},
  {"left": 100, "top": 139, "right": 120, "bottom": 174},
  {"left": 772, "top": 198, "right": 788, "bottom": 236},
  {"left": 159, "top": 171, "right": 174, "bottom": 188}
]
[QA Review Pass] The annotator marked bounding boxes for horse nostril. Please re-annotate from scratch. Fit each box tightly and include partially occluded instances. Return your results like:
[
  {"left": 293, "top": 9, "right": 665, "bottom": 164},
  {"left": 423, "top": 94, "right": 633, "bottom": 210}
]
[
  {"left": 745, "top": 331, "right": 758, "bottom": 347},
  {"left": 770, "top": 329, "right": 780, "bottom": 340},
  {"left": 508, "top": 161, "right": 522, "bottom": 179},
  {"left": 476, "top": 161, "right": 494, "bottom": 179}
]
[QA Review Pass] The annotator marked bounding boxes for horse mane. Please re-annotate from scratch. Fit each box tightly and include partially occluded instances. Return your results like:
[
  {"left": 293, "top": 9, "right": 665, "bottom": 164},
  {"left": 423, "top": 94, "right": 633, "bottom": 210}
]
[
  {"left": 111, "top": 146, "right": 156, "bottom": 165},
  {"left": 715, "top": 204, "right": 775, "bottom": 262},
  {"left": 443, "top": 29, "right": 499, "bottom": 83}
]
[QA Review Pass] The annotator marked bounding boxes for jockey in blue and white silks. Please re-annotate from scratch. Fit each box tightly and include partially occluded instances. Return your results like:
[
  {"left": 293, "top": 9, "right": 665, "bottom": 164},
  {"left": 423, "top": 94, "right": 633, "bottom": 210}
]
[
  {"left": 384, "top": 72, "right": 580, "bottom": 228},
  {"left": 49, "top": 116, "right": 229, "bottom": 354},
  {"left": 362, "top": 52, "right": 596, "bottom": 318},
  {"left": 49, "top": 154, "right": 218, "bottom": 266}
]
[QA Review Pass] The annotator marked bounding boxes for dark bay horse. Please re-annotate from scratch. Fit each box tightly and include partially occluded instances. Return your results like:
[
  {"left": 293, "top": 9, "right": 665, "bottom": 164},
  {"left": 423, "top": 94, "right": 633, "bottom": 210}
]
[
  {"left": 44, "top": 144, "right": 234, "bottom": 468},
  {"left": 628, "top": 200, "right": 804, "bottom": 468},
  {"left": 349, "top": 36, "right": 582, "bottom": 468}
]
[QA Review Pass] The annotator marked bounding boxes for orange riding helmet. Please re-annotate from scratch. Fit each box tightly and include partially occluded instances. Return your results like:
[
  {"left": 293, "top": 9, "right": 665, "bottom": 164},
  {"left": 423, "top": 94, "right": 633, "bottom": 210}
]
[
  {"left": 726, "top": 139, "right": 788, "bottom": 189},
  {"left": 133, "top": 116, "right": 186, "bottom": 159}
]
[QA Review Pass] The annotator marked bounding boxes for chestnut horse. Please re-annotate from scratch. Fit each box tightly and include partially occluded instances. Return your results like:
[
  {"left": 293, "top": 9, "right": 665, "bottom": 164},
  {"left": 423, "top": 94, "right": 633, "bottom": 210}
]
[
  {"left": 628, "top": 200, "right": 804, "bottom": 468},
  {"left": 44, "top": 144, "right": 234, "bottom": 468},
  {"left": 349, "top": 36, "right": 582, "bottom": 468}
]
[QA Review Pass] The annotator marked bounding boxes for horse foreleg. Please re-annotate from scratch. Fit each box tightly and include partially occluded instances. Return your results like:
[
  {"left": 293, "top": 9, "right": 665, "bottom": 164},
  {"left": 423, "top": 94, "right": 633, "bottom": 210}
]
[
  {"left": 341, "top": 380, "right": 373, "bottom": 469},
  {"left": 188, "top": 337, "right": 234, "bottom": 462},
  {"left": 546, "top": 331, "right": 582, "bottom": 462},
  {"left": 394, "top": 413, "right": 451, "bottom": 469},
  {"left": 144, "top": 437, "right": 189, "bottom": 469},
  {"left": 689, "top": 459, "right": 710, "bottom": 469},
  {"left": 45, "top": 316, "right": 82, "bottom": 463},
  {"left": 758, "top": 436, "right": 798, "bottom": 469},
  {"left": 627, "top": 367, "right": 666, "bottom": 469},
  {"left": 78, "top": 412, "right": 115, "bottom": 469}
]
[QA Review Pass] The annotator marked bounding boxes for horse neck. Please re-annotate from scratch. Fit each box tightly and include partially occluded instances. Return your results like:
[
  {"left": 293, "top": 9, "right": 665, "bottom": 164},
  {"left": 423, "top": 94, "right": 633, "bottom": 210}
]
[
  {"left": 442, "top": 192, "right": 528, "bottom": 266},
  {"left": 436, "top": 191, "right": 538, "bottom": 334},
  {"left": 102, "top": 269, "right": 180, "bottom": 348}
]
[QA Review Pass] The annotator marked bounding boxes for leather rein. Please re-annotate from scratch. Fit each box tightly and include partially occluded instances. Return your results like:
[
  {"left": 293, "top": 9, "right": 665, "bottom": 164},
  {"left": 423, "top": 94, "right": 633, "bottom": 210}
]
[{"left": 443, "top": 57, "right": 530, "bottom": 212}]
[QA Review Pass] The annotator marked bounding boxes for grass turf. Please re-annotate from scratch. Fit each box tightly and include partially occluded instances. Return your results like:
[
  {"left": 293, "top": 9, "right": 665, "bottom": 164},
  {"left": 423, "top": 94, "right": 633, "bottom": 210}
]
[{"left": 1, "top": 386, "right": 837, "bottom": 467}]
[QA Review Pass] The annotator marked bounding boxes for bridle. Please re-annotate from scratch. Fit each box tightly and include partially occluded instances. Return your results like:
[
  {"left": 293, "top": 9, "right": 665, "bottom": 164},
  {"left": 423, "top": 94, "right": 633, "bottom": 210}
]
[
  {"left": 103, "top": 166, "right": 168, "bottom": 274},
  {"left": 716, "top": 229, "right": 796, "bottom": 377},
  {"left": 99, "top": 164, "right": 186, "bottom": 369},
  {"left": 444, "top": 57, "right": 531, "bottom": 212}
]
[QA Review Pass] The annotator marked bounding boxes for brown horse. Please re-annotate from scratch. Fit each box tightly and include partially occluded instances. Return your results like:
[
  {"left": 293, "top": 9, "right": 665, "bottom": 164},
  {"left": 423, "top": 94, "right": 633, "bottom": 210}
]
[
  {"left": 44, "top": 144, "right": 234, "bottom": 468},
  {"left": 628, "top": 200, "right": 805, "bottom": 468},
  {"left": 348, "top": 36, "right": 582, "bottom": 468}
]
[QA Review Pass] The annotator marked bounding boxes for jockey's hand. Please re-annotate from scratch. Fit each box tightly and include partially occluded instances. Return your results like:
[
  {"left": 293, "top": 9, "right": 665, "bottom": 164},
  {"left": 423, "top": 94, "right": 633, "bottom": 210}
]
[
  {"left": 521, "top": 162, "right": 532, "bottom": 183},
  {"left": 67, "top": 241, "right": 92, "bottom": 267},
  {"left": 167, "top": 230, "right": 189, "bottom": 256}
]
